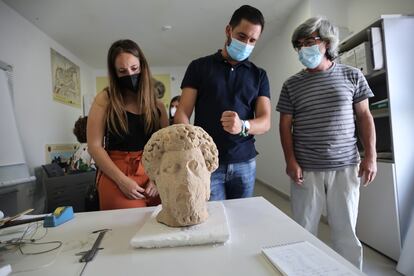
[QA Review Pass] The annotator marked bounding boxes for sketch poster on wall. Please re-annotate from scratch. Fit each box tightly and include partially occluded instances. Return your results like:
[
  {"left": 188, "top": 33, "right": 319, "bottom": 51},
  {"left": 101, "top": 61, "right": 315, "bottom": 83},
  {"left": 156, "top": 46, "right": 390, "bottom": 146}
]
[
  {"left": 51, "top": 48, "right": 81, "bottom": 108},
  {"left": 153, "top": 74, "right": 171, "bottom": 110},
  {"left": 45, "top": 143, "right": 78, "bottom": 165}
]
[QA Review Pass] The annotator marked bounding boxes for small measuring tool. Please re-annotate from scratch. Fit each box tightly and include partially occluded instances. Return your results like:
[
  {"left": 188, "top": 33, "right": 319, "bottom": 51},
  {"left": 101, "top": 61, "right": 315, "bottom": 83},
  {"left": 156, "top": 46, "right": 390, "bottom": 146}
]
[{"left": 78, "top": 229, "right": 111, "bottom": 275}]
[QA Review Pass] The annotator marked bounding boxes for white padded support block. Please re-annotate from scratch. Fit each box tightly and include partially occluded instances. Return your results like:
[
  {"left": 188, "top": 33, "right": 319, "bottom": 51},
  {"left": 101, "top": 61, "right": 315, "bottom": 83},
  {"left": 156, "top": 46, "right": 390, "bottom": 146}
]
[{"left": 130, "top": 201, "right": 230, "bottom": 248}]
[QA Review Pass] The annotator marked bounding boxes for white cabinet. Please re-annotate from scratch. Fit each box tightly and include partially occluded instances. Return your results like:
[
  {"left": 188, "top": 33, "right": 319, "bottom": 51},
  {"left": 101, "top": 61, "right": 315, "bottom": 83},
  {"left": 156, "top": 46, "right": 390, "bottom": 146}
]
[
  {"left": 339, "top": 15, "right": 414, "bottom": 261},
  {"left": 356, "top": 162, "right": 400, "bottom": 260}
]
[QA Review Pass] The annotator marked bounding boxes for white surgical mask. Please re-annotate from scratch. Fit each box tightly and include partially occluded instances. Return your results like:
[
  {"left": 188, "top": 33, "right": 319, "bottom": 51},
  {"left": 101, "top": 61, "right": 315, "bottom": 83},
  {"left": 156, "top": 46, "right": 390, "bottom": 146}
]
[
  {"left": 226, "top": 37, "right": 254, "bottom": 61},
  {"left": 298, "top": 45, "right": 323, "bottom": 69}
]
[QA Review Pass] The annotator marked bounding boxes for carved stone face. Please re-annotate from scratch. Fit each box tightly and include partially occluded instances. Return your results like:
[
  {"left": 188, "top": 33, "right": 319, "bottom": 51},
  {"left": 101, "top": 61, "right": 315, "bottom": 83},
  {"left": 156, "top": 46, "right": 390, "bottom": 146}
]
[
  {"left": 142, "top": 124, "right": 218, "bottom": 227},
  {"left": 155, "top": 148, "right": 210, "bottom": 227}
]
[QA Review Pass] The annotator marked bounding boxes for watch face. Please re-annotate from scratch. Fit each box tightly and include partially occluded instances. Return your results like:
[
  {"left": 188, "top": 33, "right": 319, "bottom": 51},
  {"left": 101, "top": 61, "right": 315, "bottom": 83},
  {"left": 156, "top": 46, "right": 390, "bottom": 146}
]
[{"left": 245, "top": 120, "right": 250, "bottom": 131}]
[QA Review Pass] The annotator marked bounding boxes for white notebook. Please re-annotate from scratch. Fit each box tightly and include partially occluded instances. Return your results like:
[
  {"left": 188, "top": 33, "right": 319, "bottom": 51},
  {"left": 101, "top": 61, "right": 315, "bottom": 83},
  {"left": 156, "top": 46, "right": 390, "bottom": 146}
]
[{"left": 262, "top": 241, "right": 359, "bottom": 276}]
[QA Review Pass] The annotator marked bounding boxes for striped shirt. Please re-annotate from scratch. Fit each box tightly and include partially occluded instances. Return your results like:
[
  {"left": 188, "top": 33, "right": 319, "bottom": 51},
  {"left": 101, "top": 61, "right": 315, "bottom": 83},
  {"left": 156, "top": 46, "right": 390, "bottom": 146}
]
[{"left": 276, "top": 63, "right": 374, "bottom": 170}]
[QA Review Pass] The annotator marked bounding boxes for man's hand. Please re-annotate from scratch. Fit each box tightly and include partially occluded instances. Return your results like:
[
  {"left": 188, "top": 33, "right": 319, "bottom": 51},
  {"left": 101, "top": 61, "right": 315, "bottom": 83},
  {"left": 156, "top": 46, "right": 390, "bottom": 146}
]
[
  {"left": 359, "top": 158, "right": 377, "bottom": 186},
  {"left": 286, "top": 159, "right": 304, "bottom": 185},
  {"left": 221, "top": 111, "right": 242, "bottom": 134}
]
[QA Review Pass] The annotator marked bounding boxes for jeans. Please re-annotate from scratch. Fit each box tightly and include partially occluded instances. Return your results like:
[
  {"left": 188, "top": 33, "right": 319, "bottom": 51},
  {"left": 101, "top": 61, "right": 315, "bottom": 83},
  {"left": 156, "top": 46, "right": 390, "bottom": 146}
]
[{"left": 209, "top": 158, "right": 256, "bottom": 201}]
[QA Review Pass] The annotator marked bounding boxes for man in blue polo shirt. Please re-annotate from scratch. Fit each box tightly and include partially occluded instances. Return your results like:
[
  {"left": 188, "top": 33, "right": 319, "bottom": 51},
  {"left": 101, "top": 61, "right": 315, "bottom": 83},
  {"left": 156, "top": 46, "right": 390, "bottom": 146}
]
[{"left": 174, "top": 5, "right": 271, "bottom": 201}]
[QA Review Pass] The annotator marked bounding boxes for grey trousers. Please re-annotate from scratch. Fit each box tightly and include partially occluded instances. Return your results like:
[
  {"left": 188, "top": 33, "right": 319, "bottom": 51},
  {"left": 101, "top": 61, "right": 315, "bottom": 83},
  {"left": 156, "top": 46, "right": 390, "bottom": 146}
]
[{"left": 290, "top": 165, "right": 363, "bottom": 269}]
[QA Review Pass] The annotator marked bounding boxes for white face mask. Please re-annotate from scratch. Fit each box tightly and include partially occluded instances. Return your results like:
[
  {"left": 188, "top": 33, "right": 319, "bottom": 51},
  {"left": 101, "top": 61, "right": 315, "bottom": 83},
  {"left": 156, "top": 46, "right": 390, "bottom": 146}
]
[
  {"left": 298, "top": 45, "right": 323, "bottom": 69},
  {"left": 226, "top": 36, "right": 254, "bottom": 61},
  {"left": 170, "top": 106, "right": 177, "bottom": 117}
]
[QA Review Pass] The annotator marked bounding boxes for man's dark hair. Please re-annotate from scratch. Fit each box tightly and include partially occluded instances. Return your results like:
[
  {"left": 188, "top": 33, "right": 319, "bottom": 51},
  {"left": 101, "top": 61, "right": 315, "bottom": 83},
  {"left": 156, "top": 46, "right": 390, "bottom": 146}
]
[
  {"left": 73, "top": 116, "right": 88, "bottom": 143},
  {"left": 229, "top": 5, "right": 265, "bottom": 32}
]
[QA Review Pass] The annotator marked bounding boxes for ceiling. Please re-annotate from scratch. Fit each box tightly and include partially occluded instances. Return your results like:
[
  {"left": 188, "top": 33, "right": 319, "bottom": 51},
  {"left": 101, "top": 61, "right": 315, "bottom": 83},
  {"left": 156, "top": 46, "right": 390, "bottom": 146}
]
[{"left": 3, "top": 0, "right": 302, "bottom": 69}]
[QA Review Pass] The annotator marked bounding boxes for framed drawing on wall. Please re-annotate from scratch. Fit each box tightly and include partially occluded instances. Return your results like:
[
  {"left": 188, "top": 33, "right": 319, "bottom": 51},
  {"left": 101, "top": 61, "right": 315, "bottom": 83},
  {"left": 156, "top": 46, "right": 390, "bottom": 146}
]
[
  {"left": 45, "top": 143, "right": 78, "bottom": 166},
  {"left": 51, "top": 48, "right": 81, "bottom": 108}
]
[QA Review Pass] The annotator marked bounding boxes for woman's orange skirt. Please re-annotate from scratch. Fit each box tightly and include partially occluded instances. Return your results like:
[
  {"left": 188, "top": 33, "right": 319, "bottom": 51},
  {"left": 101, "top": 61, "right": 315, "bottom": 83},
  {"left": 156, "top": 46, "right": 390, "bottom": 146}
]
[{"left": 97, "top": 150, "right": 160, "bottom": 210}]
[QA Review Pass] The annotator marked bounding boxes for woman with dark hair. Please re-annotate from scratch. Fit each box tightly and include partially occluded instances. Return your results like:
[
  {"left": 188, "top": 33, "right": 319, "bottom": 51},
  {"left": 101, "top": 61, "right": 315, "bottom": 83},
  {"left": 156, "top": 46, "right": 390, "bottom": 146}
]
[
  {"left": 87, "top": 39, "right": 168, "bottom": 210},
  {"left": 168, "top": 95, "right": 180, "bottom": 125}
]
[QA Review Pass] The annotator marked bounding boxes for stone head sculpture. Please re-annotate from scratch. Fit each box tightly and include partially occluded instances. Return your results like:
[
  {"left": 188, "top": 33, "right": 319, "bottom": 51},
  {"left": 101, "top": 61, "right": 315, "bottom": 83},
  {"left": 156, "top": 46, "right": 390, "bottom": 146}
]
[{"left": 142, "top": 124, "right": 219, "bottom": 227}]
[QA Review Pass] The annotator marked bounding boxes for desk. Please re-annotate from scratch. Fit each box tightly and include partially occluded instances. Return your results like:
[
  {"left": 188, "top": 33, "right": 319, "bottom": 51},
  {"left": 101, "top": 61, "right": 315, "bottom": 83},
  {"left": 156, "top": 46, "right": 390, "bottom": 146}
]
[{"left": 2, "top": 197, "right": 363, "bottom": 275}]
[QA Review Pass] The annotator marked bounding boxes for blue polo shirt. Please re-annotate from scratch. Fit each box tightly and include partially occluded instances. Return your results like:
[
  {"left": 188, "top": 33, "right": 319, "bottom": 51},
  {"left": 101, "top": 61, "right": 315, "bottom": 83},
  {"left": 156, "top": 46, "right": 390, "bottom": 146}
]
[{"left": 181, "top": 50, "right": 270, "bottom": 164}]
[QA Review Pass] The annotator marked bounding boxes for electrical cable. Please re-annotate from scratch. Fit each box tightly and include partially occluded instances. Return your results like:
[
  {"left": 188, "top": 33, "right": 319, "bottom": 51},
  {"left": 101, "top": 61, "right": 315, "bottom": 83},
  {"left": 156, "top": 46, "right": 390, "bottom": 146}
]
[{"left": 0, "top": 221, "right": 63, "bottom": 273}]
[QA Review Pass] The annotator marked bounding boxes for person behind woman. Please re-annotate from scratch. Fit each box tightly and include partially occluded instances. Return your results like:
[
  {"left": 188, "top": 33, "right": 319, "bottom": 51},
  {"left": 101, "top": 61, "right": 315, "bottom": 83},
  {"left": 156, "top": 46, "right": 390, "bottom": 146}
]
[
  {"left": 168, "top": 95, "right": 181, "bottom": 125},
  {"left": 87, "top": 39, "right": 168, "bottom": 210},
  {"left": 70, "top": 116, "right": 96, "bottom": 172}
]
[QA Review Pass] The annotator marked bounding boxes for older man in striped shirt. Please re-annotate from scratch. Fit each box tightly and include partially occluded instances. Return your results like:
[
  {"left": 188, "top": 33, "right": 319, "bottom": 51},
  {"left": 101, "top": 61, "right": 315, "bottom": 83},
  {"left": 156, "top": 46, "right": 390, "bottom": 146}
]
[{"left": 277, "top": 17, "right": 377, "bottom": 270}]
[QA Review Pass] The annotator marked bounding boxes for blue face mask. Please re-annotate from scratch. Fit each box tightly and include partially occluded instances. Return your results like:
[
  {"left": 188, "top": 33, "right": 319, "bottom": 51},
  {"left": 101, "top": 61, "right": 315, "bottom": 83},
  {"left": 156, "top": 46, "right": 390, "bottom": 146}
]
[
  {"left": 298, "top": 45, "right": 323, "bottom": 69},
  {"left": 226, "top": 37, "right": 254, "bottom": 61}
]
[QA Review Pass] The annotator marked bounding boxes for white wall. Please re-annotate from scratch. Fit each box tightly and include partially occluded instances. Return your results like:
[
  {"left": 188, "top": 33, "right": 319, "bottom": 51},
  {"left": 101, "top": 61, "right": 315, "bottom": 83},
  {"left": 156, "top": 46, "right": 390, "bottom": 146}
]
[
  {"left": 252, "top": 0, "right": 311, "bottom": 195},
  {"left": 151, "top": 66, "right": 186, "bottom": 99},
  {"left": 0, "top": 1, "right": 95, "bottom": 172},
  {"left": 347, "top": 0, "right": 414, "bottom": 34},
  {"left": 309, "top": 0, "right": 351, "bottom": 40},
  {"left": 252, "top": 0, "right": 414, "bottom": 196}
]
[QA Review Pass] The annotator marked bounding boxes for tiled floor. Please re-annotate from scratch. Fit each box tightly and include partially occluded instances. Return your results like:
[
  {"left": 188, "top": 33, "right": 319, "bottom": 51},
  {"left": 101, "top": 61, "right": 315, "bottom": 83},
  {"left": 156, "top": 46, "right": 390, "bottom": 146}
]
[{"left": 254, "top": 181, "right": 402, "bottom": 276}]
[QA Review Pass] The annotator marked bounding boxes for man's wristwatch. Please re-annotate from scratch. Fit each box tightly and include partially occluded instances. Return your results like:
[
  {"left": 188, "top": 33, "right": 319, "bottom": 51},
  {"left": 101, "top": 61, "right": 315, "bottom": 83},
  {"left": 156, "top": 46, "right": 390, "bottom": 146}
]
[{"left": 239, "top": 120, "right": 250, "bottom": 137}]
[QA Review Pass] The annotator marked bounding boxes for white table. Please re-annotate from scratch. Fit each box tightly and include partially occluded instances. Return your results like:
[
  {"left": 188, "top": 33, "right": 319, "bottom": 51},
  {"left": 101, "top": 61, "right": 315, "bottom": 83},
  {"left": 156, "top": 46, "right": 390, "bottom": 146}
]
[{"left": 1, "top": 197, "right": 364, "bottom": 275}]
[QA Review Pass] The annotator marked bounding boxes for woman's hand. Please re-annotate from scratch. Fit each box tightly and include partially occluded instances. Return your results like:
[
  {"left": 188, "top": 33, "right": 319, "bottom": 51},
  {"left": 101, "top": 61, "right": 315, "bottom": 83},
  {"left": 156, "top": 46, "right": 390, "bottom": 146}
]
[
  {"left": 118, "top": 177, "right": 146, "bottom": 200},
  {"left": 145, "top": 180, "right": 159, "bottom": 197}
]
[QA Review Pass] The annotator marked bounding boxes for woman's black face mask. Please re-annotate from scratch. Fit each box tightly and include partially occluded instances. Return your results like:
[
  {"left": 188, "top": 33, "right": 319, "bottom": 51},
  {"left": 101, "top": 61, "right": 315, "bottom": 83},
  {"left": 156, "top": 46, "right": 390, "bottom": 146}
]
[{"left": 118, "top": 73, "right": 140, "bottom": 93}]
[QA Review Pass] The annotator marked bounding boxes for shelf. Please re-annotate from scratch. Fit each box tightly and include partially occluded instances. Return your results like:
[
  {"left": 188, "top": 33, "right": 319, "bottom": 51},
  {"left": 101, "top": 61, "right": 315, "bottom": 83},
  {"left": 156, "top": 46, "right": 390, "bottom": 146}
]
[
  {"left": 371, "top": 108, "right": 389, "bottom": 118},
  {"left": 360, "top": 152, "right": 394, "bottom": 163},
  {"left": 339, "top": 20, "right": 382, "bottom": 52},
  {"left": 377, "top": 159, "right": 394, "bottom": 163},
  {"left": 366, "top": 69, "right": 386, "bottom": 83},
  {"left": 377, "top": 152, "right": 393, "bottom": 159}
]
